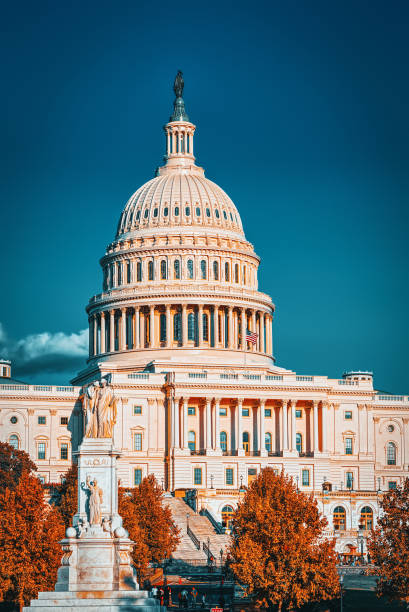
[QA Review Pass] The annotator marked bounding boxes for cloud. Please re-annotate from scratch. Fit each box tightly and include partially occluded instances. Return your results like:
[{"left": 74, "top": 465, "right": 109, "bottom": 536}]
[{"left": 0, "top": 324, "right": 88, "bottom": 379}]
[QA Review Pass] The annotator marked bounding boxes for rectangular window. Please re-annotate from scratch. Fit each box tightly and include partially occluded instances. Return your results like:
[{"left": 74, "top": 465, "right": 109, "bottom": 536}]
[
  {"left": 346, "top": 471, "right": 354, "bottom": 489},
  {"left": 134, "top": 468, "right": 142, "bottom": 486},
  {"left": 225, "top": 468, "right": 234, "bottom": 485},
  {"left": 38, "top": 475, "right": 45, "bottom": 484},
  {"left": 242, "top": 408, "right": 249, "bottom": 417},
  {"left": 194, "top": 467, "right": 202, "bottom": 485},
  {"left": 60, "top": 443, "right": 68, "bottom": 460},
  {"left": 134, "top": 433, "right": 142, "bottom": 451},
  {"left": 388, "top": 481, "right": 397, "bottom": 490},
  {"left": 345, "top": 438, "right": 353, "bottom": 455},
  {"left": 344, "top": 411, "right": 352, "bottom": 420},
  {"left": 264, "top": 408, "right": 272, "bottom": 417},
  {"left": 219, "top": 407, "right": 227, "bottom": 416},
  {"left": 38, "top": 416, "right": 46, "bottom": 425},
  {"left": 60, "top": 416, "right": 68, "bottom": 425},
  {"left": 302, "top": 469, "right": 310, "bottom": 486},
  {"left": 188, "top": 406, "right": 196, "bottom": 415},
  {"left": 295, "top": 409, "right": 302, "bottom": 419},
  {"left": 133, "top": 405, "right": 142, "bottom": 415},
  {"left": 38, "top": 442, "right": 46, "bottom": 460}
]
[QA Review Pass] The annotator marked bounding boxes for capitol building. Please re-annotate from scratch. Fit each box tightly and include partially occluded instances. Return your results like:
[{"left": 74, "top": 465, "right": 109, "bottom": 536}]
[{"left": 1, "top": 76, "right": 408, "bottom": 556}]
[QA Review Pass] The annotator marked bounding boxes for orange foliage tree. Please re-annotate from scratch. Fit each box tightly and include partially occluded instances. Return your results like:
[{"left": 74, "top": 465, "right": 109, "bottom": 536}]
[
  {"left": 56, "top": 464, "right": 78, "bottom": 528},
  {"left": 368, "top": 477, "right": 409, "bottom": 603},
  {"left": 229, "top": 468, "right": 339, "bottom": 611},
  {"left": 0, "top": 472, "right": 65, "bottom": 611},
  {"left": 0, "top": 441, "right": 37, "bottom": 491},
  {"left": 118, "top": 487, "right": 150, "bottom": 580}
]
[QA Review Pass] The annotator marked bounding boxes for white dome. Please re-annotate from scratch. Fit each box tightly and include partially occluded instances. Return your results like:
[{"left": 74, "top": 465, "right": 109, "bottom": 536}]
[{"left": 116, "top": 173, "right": 244, "bottom": 239}]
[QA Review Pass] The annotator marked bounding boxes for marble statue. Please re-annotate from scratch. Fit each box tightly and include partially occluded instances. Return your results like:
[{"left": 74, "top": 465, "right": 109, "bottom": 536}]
[
  {"left": 81, "top": 379, "right": 117, "bottom": 438},
  {"left": 86, "top": 475, "right": 103, "bottom": 525}
]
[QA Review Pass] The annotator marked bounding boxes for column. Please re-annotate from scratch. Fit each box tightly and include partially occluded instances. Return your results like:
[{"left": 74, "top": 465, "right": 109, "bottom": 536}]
[
  {"left": 282, "top": 401, "right": 289, "bottom": 451},
  {"left": 220, "top": 308, "right": 225, "bottom": 348},
  {"left": 251, "top": 310, "right": 256, "bottom": 352},
  {"left": 214, "top": 399, "right": 221, "bottom": 451},
  {"left": 166, "top": 305, "right": 171, "bottom": 348},
  {"left": 214, "top": 304, "right": 219, "bottom": 348},
  {"left": 109, "top": 310, "right": 115, "bottom": 352},
  {"left": 241, "top": 308, "right": 246, "bottom": 350},
  {"left": 93, "top": 314, "right": 98, "bottom": 355},
  {"left": 228, "top": 307, "right": 234, "bottom": 349},
  {"left": 181, "top": 304, "right": 187, "bottom": 346},
  {"left": 322, "top": 401, "right": 328, "bottom": 453},
  {"left": 313, "top": 401, "right": 319, "bottom": 453},
  {"left": 88, "top": 316, "right": 93, "bottom": 356},
  {"left": 291, "top": 401, "right": 297, "bottom": 452},
  {"left": 259, "top": 312, "right": 265, "bottom": 353},
  {"left": 173, "top": 397, "right": 180, "bottom": 449},
  {"left": 134, "top": 306, "right": 140, "bottom": 349},
  {"left": 259, "top": 400, "right": 267, "bottom": 456},
  {"left": 100, "top": 312, "right": 106, "bottom": 353},
  {"left": 198, "top": 304, "right": 204, "bottom": 347},
  {"left": 237, "top": 398, "right": 244, "bottom": 454},
  {"left": 205, "top": 399, "right": 212, "bottom": 450},
  {"left": 183, "top": 398, "right": 189, "bottom": 451},
  {"left": 149, "top": 305, "right": 155, "bottom": 348},
  {"left": 367, "top": 405, "right": 374, "bottom": 455},
  {"left": 120, "top": 308, "right": 126, "bottom": 350}
]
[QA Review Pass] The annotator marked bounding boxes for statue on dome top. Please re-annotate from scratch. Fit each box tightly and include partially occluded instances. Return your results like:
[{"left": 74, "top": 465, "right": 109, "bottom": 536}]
[{"left": 173, "top": 70, "right": 184, "bottom": 98}]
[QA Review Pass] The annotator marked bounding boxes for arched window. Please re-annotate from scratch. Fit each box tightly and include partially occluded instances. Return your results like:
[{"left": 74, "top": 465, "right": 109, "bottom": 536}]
[
  {"left": 265, "top": 432, "right": 272, "bottom": 452},
  {"left": 360, "top": 506, "right": 373, "bottom": 530},
  {"left": 185, "top": 206, "right": 190, "bottom": 216},
  {"left": 9, "top": 434, "right": 19, "bottom": 450},
  {"left": 153, "top": 208, "right": 158, "bottom": 217},
  {"left": 201, "top": 259, "right": 207, "bottom": 279},
  {"left": 221, "top": 505, "right": 234, "bottom": 530},
  {"left": 234, "top": 263, "right": 239, "bottom": 283},
  {"left": 136, "top": 210, "right": 140, "bottom": 221},
  {"left": 164, "top": 207, "right": 169, "bottom": 217},
  {"left": 203, "top": 313, "right": 209, "bottom": 341},
  {"left": 174, "top": 206, "right": 179, "bottom": 216},
  {"left": 243, "top": 431, "right": 250, "bottom": 453},
  {"left": 187, "top": 259, "right": 194, "bottom": 279},
  {"left": 174, "top": 259, "right": 181, "bottom": 279},
  {"left": 136, "top": 261, "right": 142, "bottom": 282},
  {"left": 243, "top": 266, "right": 247, "bottom": 285},
  {"left": 160, "top": 260, "right": 167, "bottom": 280},
  {"left": 117, "top": 262, "right": 122, "bottom": 286},
  {"left": 225, "top": 262, "right": 230, "bottom": 282},
  {"left": 215, "top": 209, "right": 220, "bottom": 218},
  {"left": 213, "top": 261, "right": 219, "bottom": 281},
  {"left": 296, "top": 433, "right": 302, "bottom": 453},
  {"left": 126, "top": 261, "right": 131, "bottom": 283},
  {"left": 148, "top": 260, "right": 154, "bottom": 281},
  {"left": 144, "top": 208, "right": 149, "bottom": 218},
  {"left": 160, "top": 314, "right": 166, "bottom": 343},
  {"left": 206, "top": 207, "right": 211, "bottom": 217},
  {"left": 188, "top": 312, "right": 196, "bottom": 342},
  {"left": 333, "top": 506, "right": 346, "bottom": 531},
  {"left": 387, "top": 442, "right": 396, "bottom": 465},
  {"left": 196, "top": 206, "right": 201, "bottom": 216},
  {"left": 173, "top": 312, "right": 181, "bottom": 342},
  {"left": 220, "top": 431, "right": 227, "bottom": 452},
  {"left": 188, "top": 431, "right": 196, "bottom": 452}
]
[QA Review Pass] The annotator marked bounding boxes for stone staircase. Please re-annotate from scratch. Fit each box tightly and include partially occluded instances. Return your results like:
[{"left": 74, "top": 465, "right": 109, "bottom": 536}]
[{"left": 164, "top": 496, "right": 231, "bottom": 566}]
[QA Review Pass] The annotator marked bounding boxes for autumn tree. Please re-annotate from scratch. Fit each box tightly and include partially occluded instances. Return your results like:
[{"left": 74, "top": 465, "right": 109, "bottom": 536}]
[
  {"left": 0, "top": 441, "right": 37, "bottom": 491},
  {"left": 55, "top": 464, "right": 78, "bottom": 528},
  {"left": 229, "top": 468, "right": 339, "bottom": 611},
  {"left": 0, "top": 472, "right": 65, "bottom": 611},
  {"left": 368, "top": 477, "right": 409, "bottom": 604},
  {"left": 118, "top": 487, "right": 150, "bottom": 580}
]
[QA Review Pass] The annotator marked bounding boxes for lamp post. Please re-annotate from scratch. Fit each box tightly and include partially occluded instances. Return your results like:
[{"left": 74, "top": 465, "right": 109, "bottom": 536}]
[
  {"left": 358, "top": 524, "right": 364, "bottom": 560},
  {"left": 377, "top": 477, "right": 382, "bottom": 520},
  {"left": 207, "top": 536, "right": 211, "bottom": 562},
  {"left": 210, "top": 474, "right": 214, "bottom": 489},
  {"left": 186, "top": 513, "right": 189, "bottom": 531},
  {"left": 296, "top": 475, "right": 299, "bottom": 492},
  {"left": 339, "top": 575, "right": 344, "bottom": 612},
  {"left": 161, "top": 477, "right": 165, "bottom": 491},
  {"left": 240, "top": 474, "right": 244, "bottom": 491}
]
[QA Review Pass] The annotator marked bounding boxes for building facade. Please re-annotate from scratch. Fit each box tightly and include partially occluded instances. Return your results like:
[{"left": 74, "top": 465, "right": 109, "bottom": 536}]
[{"left": 1, "top": 81, "right": 408, "bottom": 555}]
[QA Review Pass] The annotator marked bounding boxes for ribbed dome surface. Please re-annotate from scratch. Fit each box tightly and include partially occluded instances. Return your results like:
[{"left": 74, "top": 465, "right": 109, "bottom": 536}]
[{"left": 116, "top": 173, "right": 244, "bottom": 239}]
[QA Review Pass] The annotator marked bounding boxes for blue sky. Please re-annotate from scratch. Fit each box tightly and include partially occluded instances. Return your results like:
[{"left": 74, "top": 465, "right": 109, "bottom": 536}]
[{"left": 0, "top": 0, "right": 408, "bottom": 391}]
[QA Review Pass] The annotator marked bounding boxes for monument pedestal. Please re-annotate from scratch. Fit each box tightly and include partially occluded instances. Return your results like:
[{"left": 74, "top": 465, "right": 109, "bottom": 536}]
[{"left": 24, "top": 427, "right": 162, "bottom": 611}]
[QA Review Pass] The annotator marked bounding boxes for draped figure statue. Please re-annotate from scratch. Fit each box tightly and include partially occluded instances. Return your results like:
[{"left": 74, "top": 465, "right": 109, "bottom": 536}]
[
  {"left": 80, "top": 379, "right": 117, "bottom": 439},
  {"left": 86, "top": 476, "right": 103, "bottom": 525}
]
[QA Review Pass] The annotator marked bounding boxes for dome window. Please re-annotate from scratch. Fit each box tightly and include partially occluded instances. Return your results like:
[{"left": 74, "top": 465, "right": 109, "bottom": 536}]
[
  {"left": 188, "top": 312, "right": 196, "bottom": 342},
  {"left": 10, "top": 416, "right": 18, "bottom": 424},
  {"left": 174, "top": 259, "right": 181, "bottom": 279},
  {"left": 148, "top": 261, "right": 154, "bottom": 281},
  {"left": 173, "top": 312, "right": 182, "bottom": 342},
  {"left": 137, "top": 261, "right": 142, "bottom": 282},
  {"left": 160, "top": 314, "right": 167, "bottom": 343},
  {"left": 215, "top": 209, "right": 220, "bottom": 219},
  {"left": 223, "top": 210, "right": 227, "bottom": 219},
  {"left": 144, "top": 209, "right": 149, "bottom": 219},
  {"left": 213, "top": 261, "right": 219, "bottom": 281},
  {"left": 175, "top": 206, "right": 179, "bottom": 216},
  {"left": 203, "top": 313, "right": 209, "bottom": 341},
  {"left": 206, "top": 208, "right": 211, "bottom": 217},
  {"left": 185, "top": 206, "right": 190, "bottom": 216},
  {"left": 160, "top": 260, "right": 167, "bottom": 280},
  {"left": 164, "top": 207, "right": 169, "bottom": 217},
  {"left": 153, "top": 208, "right": 158, "bottom": 217},
  {"left": 234, "top": 263, "right": 239, "bottom": 283},
  {"left": 201, "top": 260, "right": 207, "bottom": 280},
  {"left": 196, "top": 207, "right": 201, "bottom": 216},
  {"left": 187, "top": 259, "right": 194, "bottom": 279},
  {"left": 225, "top": 262, "right": 230, "bottom": 282},
  {"left": 136, "top": 210, "right": 141, "bottom": 221}
]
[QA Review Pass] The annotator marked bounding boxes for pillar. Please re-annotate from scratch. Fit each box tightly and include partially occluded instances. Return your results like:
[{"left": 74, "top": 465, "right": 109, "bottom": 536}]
[
  {"left": 220, "top": 308, "right": 225, "bottom": 348},
  {"left": 100, "top": 312, "right": 106, "bottom": 353},
  {"left": 228, "top": 307, "right": 233, "bottom": 349},
  {"left": 149, "top": 305, "right": 155, "bottom": 348},
  {"left": 241, "top": 308, "right": 246, "bottom": 350},
  {"left": 198, "top": 304, "right": 203, "bottom": 347},
  {"left": 282, "top": 401, "right": 289, "bottom": 451},
  {"left": 134, "top": 306, "right": 140, "bottom": 349},
  {"left": 322, "top": 401, "right": 328, "bottom": 453},
  {"left": 120, "top": 308, "right": 126, "bottom": 350},
  {"left": 166, "top": 305, "right": 171, "bottom": 348},
  {"left": 237, "top": 398, "right": 244, "bottom": 454},
  {"left": 88, "top": 317, "right": 93, "bottom": 356},
  {"left": 181, "top": 304, "right": 187, "bottom": 347},
  {"left": 183, "top": 398, "right": 189, "bottom": 451},
  {"left": 93, "top": 314, "right": 98, "bottom": 356},
  {"left": 214, "top": 304, "right": 219, "bottom": 348},
  {"left": 291, "top": 401, "right": 297, "bottom": 452},
  {"left": 214, "top": 399, "right": 221, "bottom": 452},
  {"left": 259, "top": 400, "right": 267, "bottom": 456},
  {"left": 173, "top": 397, "right": 180, "bottom": 449},
  {"left": 251, "top": 310, "right": 256, "bottom": 352},
  {"left": 205, "top": 399, "right": 212, "bottom": 450},
  {"left": 109, "top": 310, "right": 115, "bottom": 352},
  {"left": 313, "top": 401, "right": 319, "bottom": 453}
]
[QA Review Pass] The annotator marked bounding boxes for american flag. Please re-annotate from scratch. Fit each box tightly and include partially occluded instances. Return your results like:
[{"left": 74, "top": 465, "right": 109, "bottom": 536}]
[{"left": 246, "top": 329, "right": 258, "bottom": 344}]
